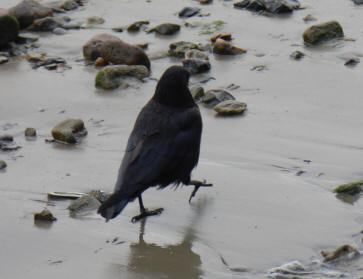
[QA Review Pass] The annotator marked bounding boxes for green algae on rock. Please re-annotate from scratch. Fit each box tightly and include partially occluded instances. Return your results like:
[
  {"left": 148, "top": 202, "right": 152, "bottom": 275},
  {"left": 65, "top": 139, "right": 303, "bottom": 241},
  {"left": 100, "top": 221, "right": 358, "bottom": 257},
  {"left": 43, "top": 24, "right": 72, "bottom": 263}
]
[
  {"left": 333, "top": 180, "right": 363, "bottom": 195},
  {"left": 168, "top": 41, "right": 204, "bottom": 58},
  {"left": 0, "top": 9, "right": 20, "bottom": 48},
  {"left": 303, "top": 21, "right": 344, "bottom": 45},
  {"left": 51, "top": 118, "right": 87, "bottom": 143},
  {"left": 95, "top": 65, "right": 149, "bottom": 89},
  {"left": 214, "top": 100, "right": 247, "bottom": 115},
  {"left": 199, "top": 20, "right": 226, "bottom": 35}
]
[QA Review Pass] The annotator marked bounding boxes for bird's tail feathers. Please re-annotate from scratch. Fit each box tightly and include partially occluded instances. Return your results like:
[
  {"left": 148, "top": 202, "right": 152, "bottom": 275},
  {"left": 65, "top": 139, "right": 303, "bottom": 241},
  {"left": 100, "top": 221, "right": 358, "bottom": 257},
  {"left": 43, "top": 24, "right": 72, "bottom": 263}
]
[{"left": 97, "top": 193, "right": 129, "bottom": 222}]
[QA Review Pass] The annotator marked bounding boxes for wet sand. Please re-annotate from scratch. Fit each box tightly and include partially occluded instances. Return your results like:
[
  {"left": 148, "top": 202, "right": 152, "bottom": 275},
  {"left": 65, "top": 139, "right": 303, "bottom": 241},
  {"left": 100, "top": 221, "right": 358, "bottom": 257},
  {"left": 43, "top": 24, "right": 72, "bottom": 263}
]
[{"left": 1, "top": 0, "right": 363, "bottom": 278}]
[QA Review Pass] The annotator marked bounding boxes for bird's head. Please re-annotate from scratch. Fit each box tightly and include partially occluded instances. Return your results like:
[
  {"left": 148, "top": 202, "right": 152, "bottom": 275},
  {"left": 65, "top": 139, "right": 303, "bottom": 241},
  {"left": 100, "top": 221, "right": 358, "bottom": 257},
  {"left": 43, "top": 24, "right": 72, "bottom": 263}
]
[{"left": 153, "top": 66, "right": 195, "bottom": 108}]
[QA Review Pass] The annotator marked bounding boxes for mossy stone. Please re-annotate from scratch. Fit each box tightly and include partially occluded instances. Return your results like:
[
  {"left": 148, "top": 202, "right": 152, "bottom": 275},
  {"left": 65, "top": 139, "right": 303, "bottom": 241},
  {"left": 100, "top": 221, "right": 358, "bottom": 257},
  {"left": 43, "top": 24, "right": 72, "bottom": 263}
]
[
  {"left": 51, "top": 118, "right": 87, "bottom": 143},
  {"left": 0, "top": 9, "right": 20, "bottom": 48},
  {"left": 333, "top": 180, "right": 363, "bottom": 195},
  {"left": 95, "top": 65, "right": 149, "bottom": 90},
  {"left": 303, "top": 21, "right": 344, "bottom": 45}
]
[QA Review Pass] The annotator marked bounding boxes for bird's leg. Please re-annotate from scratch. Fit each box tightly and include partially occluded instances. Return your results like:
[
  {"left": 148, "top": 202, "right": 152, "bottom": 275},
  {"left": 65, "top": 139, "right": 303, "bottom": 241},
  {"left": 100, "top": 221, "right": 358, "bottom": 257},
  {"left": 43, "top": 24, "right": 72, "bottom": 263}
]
[
  {"left": 131, "top": 194, "right": 164, "bottom": 223},
  {"left": 187, "top": 179, "right": 213, "bottom": 203}
]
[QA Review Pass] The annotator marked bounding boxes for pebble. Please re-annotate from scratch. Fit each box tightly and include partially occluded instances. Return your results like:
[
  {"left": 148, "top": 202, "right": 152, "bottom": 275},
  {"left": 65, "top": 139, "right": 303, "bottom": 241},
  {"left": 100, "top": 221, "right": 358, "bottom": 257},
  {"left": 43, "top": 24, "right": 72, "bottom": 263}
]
[
  {"left": 0, "top": 160, "right": 7, "bottom": 170},
  {"left": 0, "top": 56, "right": 9, "bottom": 64},
  {"left": 178, "top": 7, "right": 201, "bottom": 18},
  {"left": 214, "top": 100, "right": 247, "bottom": 115},
  {"left": 344, "top": 57, "right": 360, "bottom": 67},
  {"left": 149, "top": 23, "right": 180, "bottom": 35},
  {"left": 25, "top": 127, "right": 37, "bottom": 137},
  {"left": 34, "top": 208, "right": 57, "bottom": 222},
  {"left": 290, "top": 50, "right": 305, "bottom": 60}
]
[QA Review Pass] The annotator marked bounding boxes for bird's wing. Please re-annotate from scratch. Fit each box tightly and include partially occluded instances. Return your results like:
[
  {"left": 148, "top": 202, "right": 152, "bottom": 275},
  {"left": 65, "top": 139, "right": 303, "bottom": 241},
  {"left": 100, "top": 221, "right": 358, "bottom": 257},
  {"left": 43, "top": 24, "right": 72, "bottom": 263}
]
[{"left": 114, "top": 104, "right": 202, "bottom": 197}]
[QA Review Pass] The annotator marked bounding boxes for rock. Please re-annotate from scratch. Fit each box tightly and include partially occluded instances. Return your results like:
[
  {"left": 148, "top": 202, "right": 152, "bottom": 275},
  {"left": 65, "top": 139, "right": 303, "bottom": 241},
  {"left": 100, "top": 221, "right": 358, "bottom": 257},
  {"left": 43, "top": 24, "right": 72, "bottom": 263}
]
[
  {"left": 62, "top": 22, "right": 81, "bottom": 29},
  {"left": 149, "top": 23, "right": 180, "bottom": 35},
  {"left": 0, "top": 145, "right": 21, "bottom": 151},
  {"left": 137, "top": 43, "right": 148, "bottom": 49},
  {"left": 51, "top": 118, "right": 87, "bottom": 143},
  {"left": 83, "top": 34, "right": 150, "bottom": 69},
  {"left": 95, "top": 64, "right": 149, "bottom": 89},
  {"left": 34, "top": 208, "right": 57, "bottom": 222},
  {"left": 0, "top": 9, "right": 20, "bottom": 48},
  {"left": 250, "top": 65, "right": 267, "bottom": 71},
  {"left": 0, "top": 134, "right": 13, "bottom": 142},
  {"left": 32, "top": 57, "right": 67, "bottom": 69},
  {"left": 183, "top": 50, "right": 210, "bottom": 74},
  {"left": 27, "top": 16, "right": 63, "bottom": 32},
  {"left": 352, "top": 0, "right": 363, "bottom": 4},
  {"left": 88, "top": 190, "right": 110, "bottom": 203},
  {"left": 112, "top": 26, "right": 123, "bottom": 32},
  {"left": 67, "top": 194, "right": 101, "bottom": 214},
  {"left": 344, "top": 57, "right": 360, "bottom": 66},
  {"left": 168, "top": 41, "right": 204, "bottom": 58},
  {"left": 9, "top": 0, "right": 53, "bottom": 29},
  {"left": 303, "top": 14, "right": 317, "bottom": 22},
  {"left": 200, "top": 0, "right": 213, "bottom": 3},
  {"left": 290, "top": 50, "right": 304, "bottom": 60},
  {"left": 0, "top": 134, "right": 21, "bottom": 151},
  {"left": 87, "top": 16, "right": 105, "bottom": 25},
  {"left": 201, "top": 89, "right": 235, "bottom": 107},
  {"left": 94, "top": 57, "right": 107, "bottom": 67},
  {"left": 25, "top": 127, "right": 36, "bottom": 137},
  {"left": 214, "top": 100, "right": 247, "bottom": 115},
  {"left": 191, "top": 86, "right": 205, "bottom": 101},
  {"left": 0, "top": 56, "right": 9, "bottom": 64},
  {"left": 210, "top": 33, "right": 232, "bottom": 42},
  {"left": 25, "top": 50, "right": 46, "bottom": 62},
  {"left": 127, "top": 20, "right": 149, "bottom": 32},
  {"left": 60, "top": 0, "right": 79, "bottom": 11},
  {"left": 183, "top": 58, "right": 210, "bottom": 74},
  {"left": 53, "top": 27, "right": 66, "bottom": 35},
  {"left": 234, "top": 0, "right": 300, "bottom": 14},
  {"left": 321, "top": 245, "right": 359, "bottom": 262},
  {"left": 185, "top": 49, "right": 209, "bottom": 60},
  {"left": 0, "top": 160, "right": 7, "bottom": 169},
  {"left": 303, "top": 21, "right": 344, "bottom": 45},
  {"left": 213, "top": 39, "right": 247, "bottom": 55},
  {"left": 333, "top": 180, "right": 363, "bottom": 195},
  {"left": 178, "top": 7, "right": 201, "bottom": 18}
]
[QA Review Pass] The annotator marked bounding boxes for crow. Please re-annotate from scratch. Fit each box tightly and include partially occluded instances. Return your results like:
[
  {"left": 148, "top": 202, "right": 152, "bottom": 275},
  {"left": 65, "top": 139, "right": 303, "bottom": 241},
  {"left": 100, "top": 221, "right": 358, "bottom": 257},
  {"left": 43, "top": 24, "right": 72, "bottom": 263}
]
[{"left": 98, "top": 66, "right": 212, "bottom": 222}]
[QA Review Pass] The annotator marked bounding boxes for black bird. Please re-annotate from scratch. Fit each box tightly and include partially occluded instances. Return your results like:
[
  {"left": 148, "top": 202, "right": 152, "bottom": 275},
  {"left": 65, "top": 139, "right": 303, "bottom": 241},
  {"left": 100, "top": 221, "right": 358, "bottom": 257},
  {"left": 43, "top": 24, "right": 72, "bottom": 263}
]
[{"left": 98, "top": 66, "right": 212, "bottom": 222}]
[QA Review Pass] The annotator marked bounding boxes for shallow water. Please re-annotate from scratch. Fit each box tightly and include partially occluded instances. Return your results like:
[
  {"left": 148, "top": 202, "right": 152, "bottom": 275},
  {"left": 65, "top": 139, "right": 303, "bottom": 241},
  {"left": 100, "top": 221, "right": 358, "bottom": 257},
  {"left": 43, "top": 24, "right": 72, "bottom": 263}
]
[{"left": 1, "top": 0, "right": 363, "bottom": 278}]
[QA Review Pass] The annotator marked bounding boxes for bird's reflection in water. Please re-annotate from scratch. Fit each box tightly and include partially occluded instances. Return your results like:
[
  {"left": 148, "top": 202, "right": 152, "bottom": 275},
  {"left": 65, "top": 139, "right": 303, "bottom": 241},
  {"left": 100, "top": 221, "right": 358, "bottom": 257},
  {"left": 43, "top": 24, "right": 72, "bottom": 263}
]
[{"left": 127, "top": 199, "right": 208, "bottom": 279}]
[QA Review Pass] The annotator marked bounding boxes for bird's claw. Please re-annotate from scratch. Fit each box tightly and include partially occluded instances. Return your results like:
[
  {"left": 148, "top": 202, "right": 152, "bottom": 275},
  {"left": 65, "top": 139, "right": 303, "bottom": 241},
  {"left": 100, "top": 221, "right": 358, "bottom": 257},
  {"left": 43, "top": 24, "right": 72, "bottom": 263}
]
[
  {"left": 188, "top": 179, "right": 213, "bottom": 203},
  {"left": 131, "top": 208, "right": 164, "bottom": 223}
]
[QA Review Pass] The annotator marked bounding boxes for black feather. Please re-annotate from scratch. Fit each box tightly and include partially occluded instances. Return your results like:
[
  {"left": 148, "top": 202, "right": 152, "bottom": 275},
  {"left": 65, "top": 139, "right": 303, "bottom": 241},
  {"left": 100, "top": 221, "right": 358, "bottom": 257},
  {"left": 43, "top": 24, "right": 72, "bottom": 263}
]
[{"left": 98, "top": 66, "right": 202, "bottom": 221}]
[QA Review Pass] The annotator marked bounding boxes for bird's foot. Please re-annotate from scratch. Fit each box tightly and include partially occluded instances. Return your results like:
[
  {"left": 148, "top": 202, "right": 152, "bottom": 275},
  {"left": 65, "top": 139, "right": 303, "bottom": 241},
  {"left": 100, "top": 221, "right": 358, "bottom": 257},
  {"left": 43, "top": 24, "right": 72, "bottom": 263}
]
[
  {"left": 188, "top": 179, "right": 213, "bottom": 203},
  {"left": 131, "top": 208, "right": 164, "bottom": 223}
]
